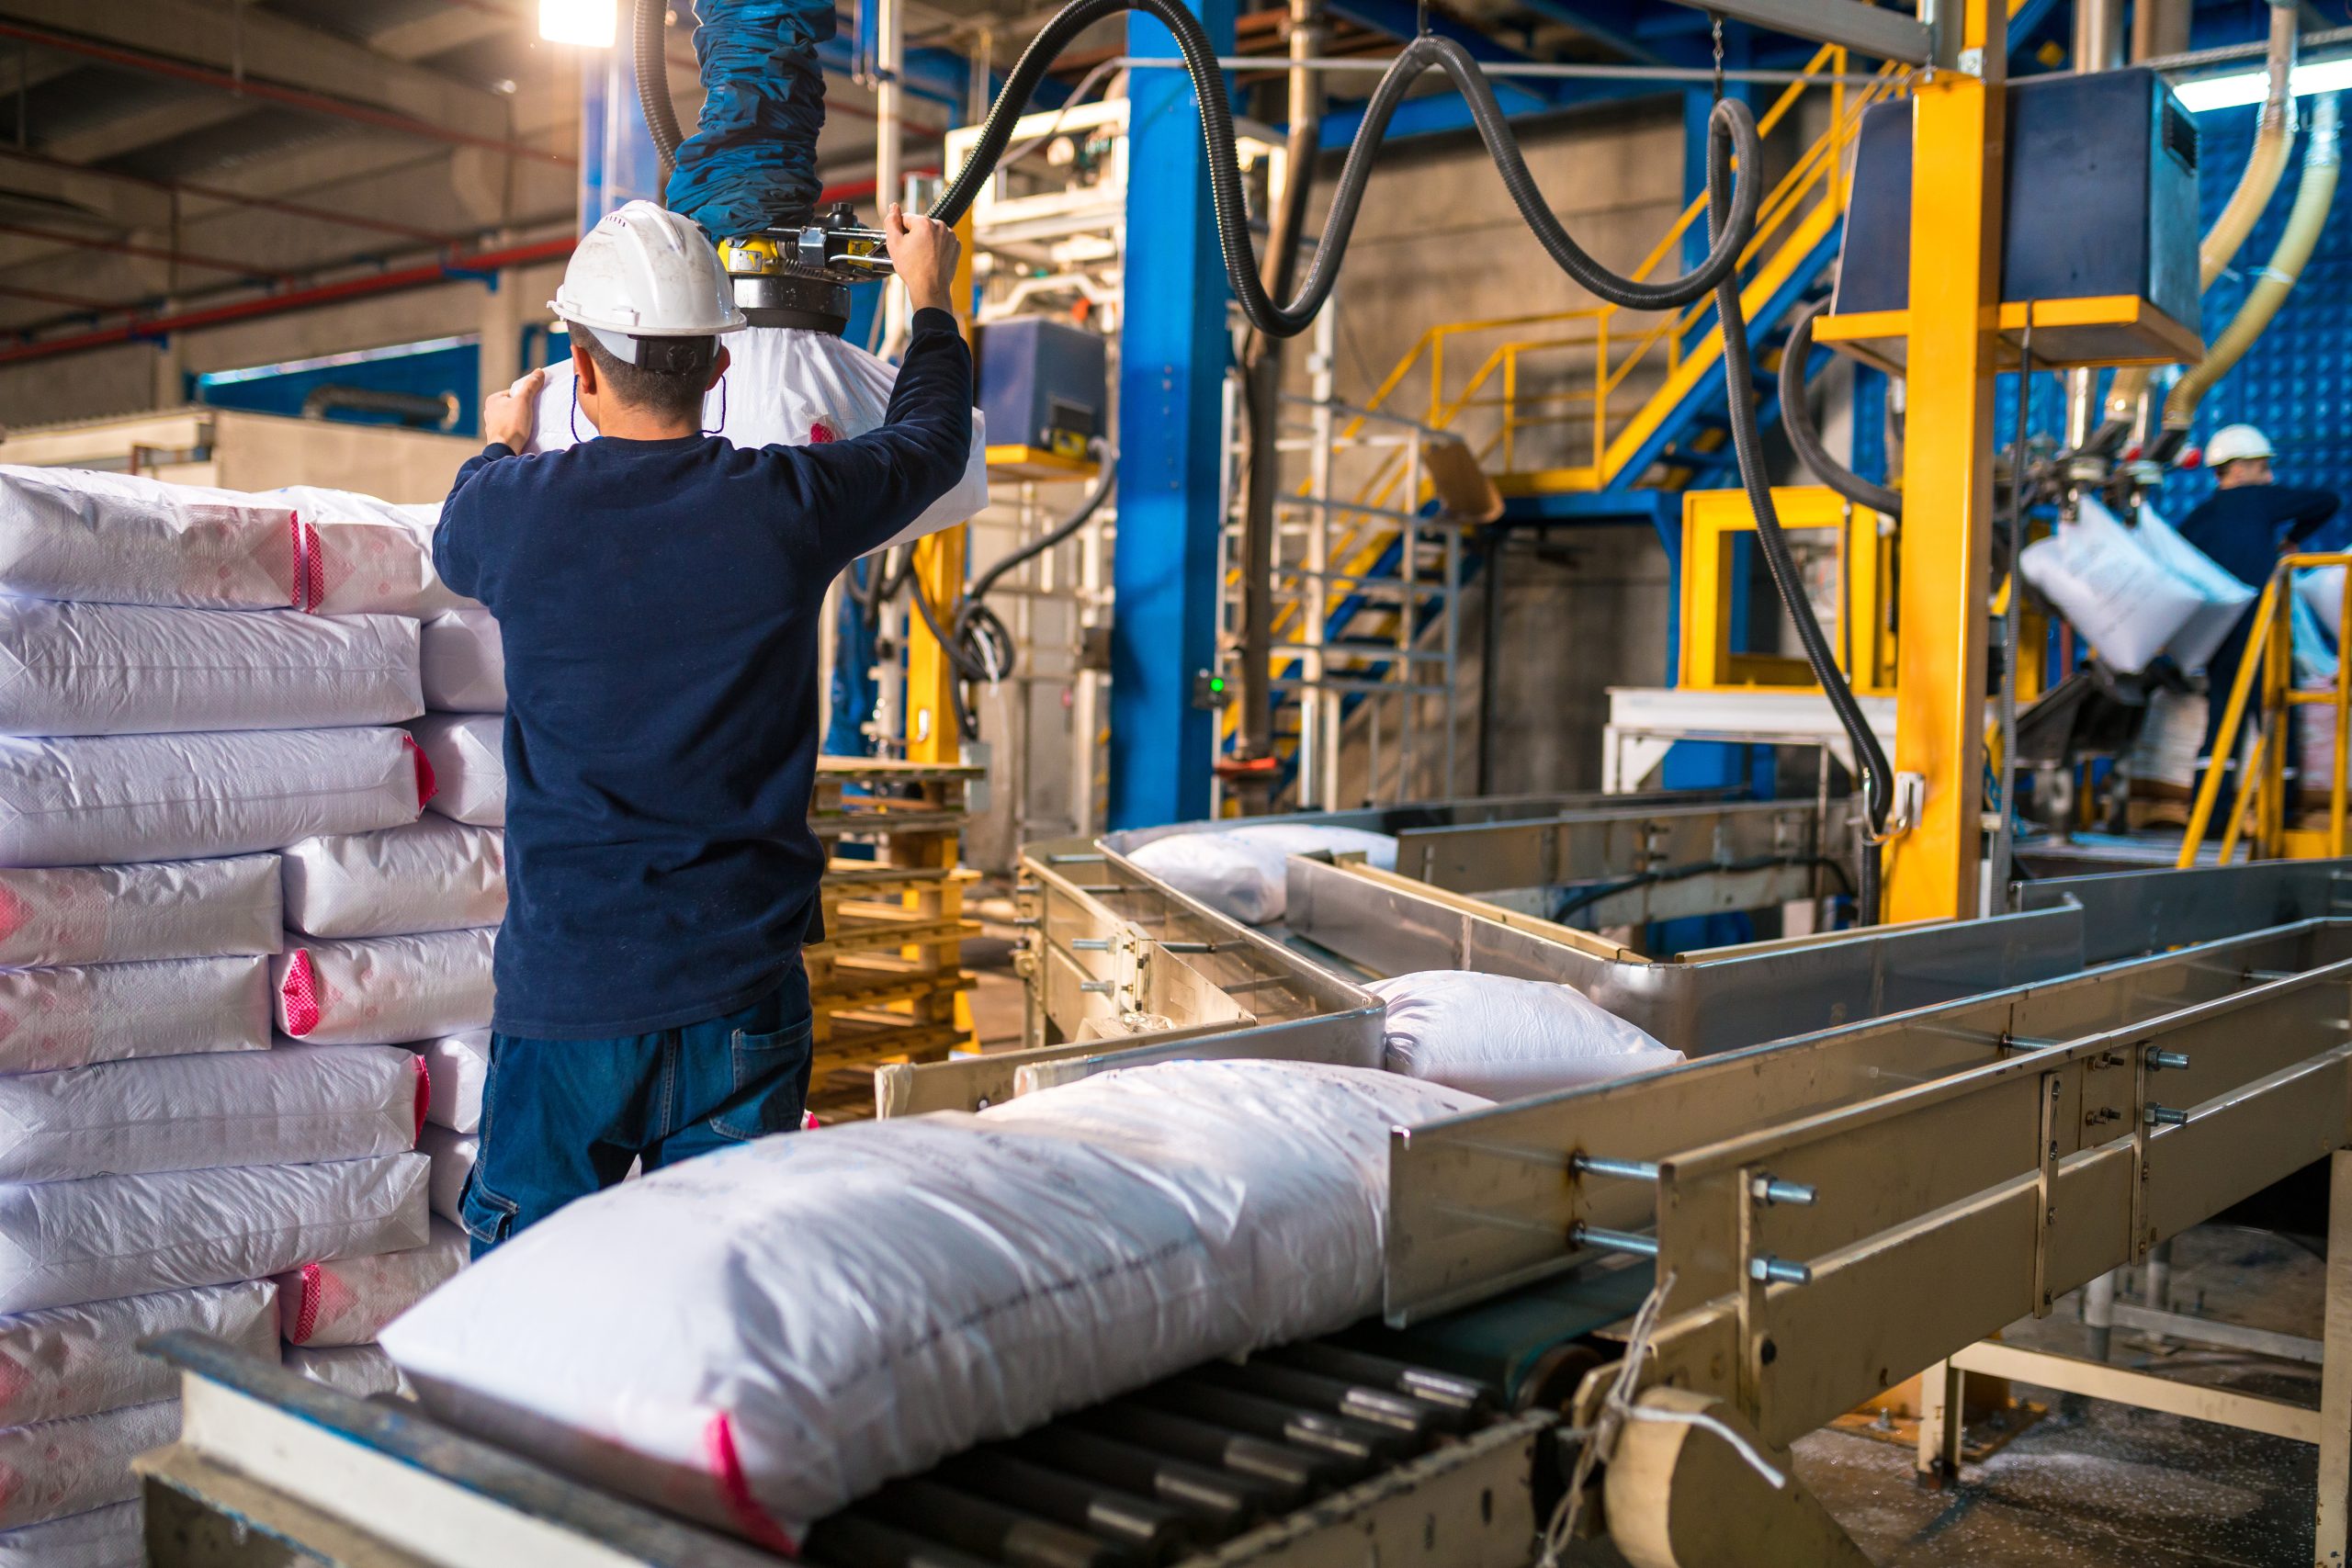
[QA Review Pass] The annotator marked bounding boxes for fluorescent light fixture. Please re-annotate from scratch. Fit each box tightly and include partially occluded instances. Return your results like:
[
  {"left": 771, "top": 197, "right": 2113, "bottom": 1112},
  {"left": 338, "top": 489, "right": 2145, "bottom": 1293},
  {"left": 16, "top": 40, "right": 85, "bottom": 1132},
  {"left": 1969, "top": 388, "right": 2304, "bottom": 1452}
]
[
  {"left": 2173, "top": 54, "right": 2352, "bottom": 113},
  {"left": 539, "top": 0, "right": 617, "bottom": 47},
  {"left": 197, "top": 333, "right": 481, "bottom": 389}
]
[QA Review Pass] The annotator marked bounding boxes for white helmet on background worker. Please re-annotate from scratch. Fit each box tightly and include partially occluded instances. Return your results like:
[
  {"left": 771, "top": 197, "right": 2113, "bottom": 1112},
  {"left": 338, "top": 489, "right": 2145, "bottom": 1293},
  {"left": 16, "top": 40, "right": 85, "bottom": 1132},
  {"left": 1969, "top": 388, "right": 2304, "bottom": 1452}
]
[
  {"left": 2204, "top": 423, "right": 2276, "bottom": 469},
  {"left": 548, "top": 199, "right": 745, "bottom": 371}
]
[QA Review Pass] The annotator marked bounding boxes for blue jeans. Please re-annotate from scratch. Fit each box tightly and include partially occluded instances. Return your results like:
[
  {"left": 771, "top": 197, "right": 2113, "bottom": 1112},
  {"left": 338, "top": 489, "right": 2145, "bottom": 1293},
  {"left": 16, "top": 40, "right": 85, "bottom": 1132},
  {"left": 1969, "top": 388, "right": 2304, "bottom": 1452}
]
[{"left": 459, "top": 963, "right": 813, "bottom": 1258}]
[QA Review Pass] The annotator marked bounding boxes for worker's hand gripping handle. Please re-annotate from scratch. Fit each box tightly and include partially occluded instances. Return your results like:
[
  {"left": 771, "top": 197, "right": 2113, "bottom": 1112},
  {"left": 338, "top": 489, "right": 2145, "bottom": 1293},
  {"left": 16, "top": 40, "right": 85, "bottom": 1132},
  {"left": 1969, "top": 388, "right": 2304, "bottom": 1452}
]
[{"left": 884, "top": 204, "right": 961, "bottom": 316}]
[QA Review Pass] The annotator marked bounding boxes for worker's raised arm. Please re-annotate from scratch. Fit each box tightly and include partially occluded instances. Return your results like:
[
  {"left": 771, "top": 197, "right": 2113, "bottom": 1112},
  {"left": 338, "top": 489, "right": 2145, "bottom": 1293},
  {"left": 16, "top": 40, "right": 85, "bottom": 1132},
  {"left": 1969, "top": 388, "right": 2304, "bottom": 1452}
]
[
  {"left": 2279, "top": 484, "right": 2342, "bottom": 546},
  {"left": 795, "top": 209, "right": 976, "bottom": 570},
  {"left": 434, "top": 367, "right": 547, "bottom": 604}
]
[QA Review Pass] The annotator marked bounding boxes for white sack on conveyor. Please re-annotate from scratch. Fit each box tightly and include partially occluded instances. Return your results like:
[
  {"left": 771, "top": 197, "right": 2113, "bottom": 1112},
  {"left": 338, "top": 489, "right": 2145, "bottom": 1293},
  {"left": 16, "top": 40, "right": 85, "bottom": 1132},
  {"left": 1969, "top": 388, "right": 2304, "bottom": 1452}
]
[
  {"left": 281, "top": 818, "right": 504, "bottom": 940},
  {"left": 420, "top": 607, "right": 504, "bottom": 713},
  {"left": 418, "top": 1123, "right": 475, "bottom": 1224},
  {"left": 1127, "top": 825, "right": 1397, "bottom": 925},
  {"left": 407, "top": 714, "right": 503, "bottom": 828},
  {"left": 2018, "top": 500, "right": 2205, "bottom": 674},
  {"left": 0, "top": 855, "right": 279, "bottom": 969},
  {"left": 274, "top": 928, "right": 495, "bottom": 1048},
  {"left": 0, "top": 728, "right": 426, "bottom": 867},
  {"left": 0, "top": 1046, "right": 423, "bottom": 1184},
  {"left": 0, "top": 954, "right": 270, "bottom": 1076},
  {"left": 0, "top": 1280, "right": 275, "bottom": 1428},
  {"left": 526, "top": 326, "right": 990, "bottom": 553},
  {"left": 0, "top": 1400, "right": 175, "bottom": 1530},
  {"left": 382, "top": 1060, "right": 1487, "bottom": 1543},
  {"left": 1369, "top": 971, "right": 1685, "bottom": 1099},
  {"left": 0, "top": 1500, "right": 141, "bottom": 1568},
  {"left": 285, "top": 1343, "right": 413, "bottom": 1401},
  {"left": 0, "top": 465, "right": 296, "bottom": 611},
  {"left": 276, "top": 1218, "right": 465, "bottom": 1348},
  {"left": 0, "top": 1153, "right": 428, "bottom": 1316},
  {"left": 418, "top": 1032, "right": 488, "bottom": 1134},
  {"left": 262, "top": 488, "right": 468, "bottom": 619},
  {"left": 0, "top": 602, "right": 421, "bottom": 739},
  {"left": 2129, "top": 503, "right": 2256, "bottom": 672}
]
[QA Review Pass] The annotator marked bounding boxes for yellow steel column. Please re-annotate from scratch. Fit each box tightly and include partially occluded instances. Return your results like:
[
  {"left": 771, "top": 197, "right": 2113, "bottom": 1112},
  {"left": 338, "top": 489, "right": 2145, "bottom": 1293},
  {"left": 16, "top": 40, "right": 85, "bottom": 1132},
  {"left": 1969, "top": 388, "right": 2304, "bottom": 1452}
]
[
  {"left": 1886, "top": 16, "right": 2005, "bottom": 921},
  {"left": 905, "top": 209, "right": 978, "bottom": 768}
]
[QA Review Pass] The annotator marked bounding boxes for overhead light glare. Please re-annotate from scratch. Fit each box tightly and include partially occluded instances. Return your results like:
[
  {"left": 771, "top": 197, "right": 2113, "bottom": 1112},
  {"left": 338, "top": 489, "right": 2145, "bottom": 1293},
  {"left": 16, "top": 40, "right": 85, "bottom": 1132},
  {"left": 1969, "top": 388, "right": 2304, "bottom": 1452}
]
[
  {"left": 2173, "top": 54, "right": 2352, "bottom": 113},
  {"left": 539, "top": 0, "right": 617, "bottom": 48}
]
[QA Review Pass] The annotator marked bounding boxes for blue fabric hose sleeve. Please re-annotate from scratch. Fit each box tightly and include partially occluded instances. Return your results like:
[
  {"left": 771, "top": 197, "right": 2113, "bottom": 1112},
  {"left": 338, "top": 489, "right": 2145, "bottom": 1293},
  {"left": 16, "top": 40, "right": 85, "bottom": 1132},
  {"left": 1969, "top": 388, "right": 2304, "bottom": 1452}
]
[{"left": 667, "top": 0, "right": 833, "bottom": 239}]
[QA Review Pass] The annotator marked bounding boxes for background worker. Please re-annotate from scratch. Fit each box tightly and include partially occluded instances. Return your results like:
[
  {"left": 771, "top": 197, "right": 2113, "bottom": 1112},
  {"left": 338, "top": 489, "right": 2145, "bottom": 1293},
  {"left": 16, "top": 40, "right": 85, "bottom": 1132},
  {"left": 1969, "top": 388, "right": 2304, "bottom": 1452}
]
[
  {"left": 432, "top": 199, "right": 970, "bottom": 1254},
  {"left": 2177, "top": 423, "right": 2340, "bottom": 782}
]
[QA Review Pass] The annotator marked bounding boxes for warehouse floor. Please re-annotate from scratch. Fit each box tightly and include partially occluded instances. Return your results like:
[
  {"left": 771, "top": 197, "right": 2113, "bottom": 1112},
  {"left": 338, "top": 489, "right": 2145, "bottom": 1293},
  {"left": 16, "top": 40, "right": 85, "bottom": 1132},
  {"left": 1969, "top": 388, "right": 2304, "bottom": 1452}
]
[{"left": 1797, "top": 1224, "right": 2324, "bottom": 1565}]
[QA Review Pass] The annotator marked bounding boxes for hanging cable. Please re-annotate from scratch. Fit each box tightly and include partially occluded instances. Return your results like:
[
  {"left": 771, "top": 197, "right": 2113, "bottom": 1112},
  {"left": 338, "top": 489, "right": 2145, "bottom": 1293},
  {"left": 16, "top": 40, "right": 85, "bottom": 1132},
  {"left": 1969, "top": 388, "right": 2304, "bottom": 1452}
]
[{"left": 1778, "top": 299, "right": 1902, "bottom": 518}]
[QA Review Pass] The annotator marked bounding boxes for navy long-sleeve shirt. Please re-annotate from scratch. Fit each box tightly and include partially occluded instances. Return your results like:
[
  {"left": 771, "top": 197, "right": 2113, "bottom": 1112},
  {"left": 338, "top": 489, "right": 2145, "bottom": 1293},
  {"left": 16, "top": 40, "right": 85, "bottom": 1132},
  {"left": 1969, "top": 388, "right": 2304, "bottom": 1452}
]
[
  {"left": 433, "top": 309, "right": 973, "bottom": 1038},
  {"left": 2177, "top": 482, "right": 2340, "bottom": 590}
]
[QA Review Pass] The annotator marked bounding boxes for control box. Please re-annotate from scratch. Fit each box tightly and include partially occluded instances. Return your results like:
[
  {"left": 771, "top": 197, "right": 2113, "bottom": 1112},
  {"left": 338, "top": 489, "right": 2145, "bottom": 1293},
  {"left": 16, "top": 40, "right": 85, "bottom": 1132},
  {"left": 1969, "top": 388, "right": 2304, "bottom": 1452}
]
[
  {"left": 978, "top": 318, "right": 1108, "bottom": 461},
  {"left": 1832, "top": 66, "right": 2199, "bottom": 329}
]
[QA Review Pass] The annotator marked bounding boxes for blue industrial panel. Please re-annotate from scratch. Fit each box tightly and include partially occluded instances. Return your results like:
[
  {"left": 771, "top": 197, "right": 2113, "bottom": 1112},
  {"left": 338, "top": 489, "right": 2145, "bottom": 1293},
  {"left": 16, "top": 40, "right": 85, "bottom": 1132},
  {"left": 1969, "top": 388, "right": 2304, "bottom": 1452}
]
[
  {"left": 2152, "top": 103, "right": 2352, "bottom": 533},
  {"left": 1109, "top": 0, "right": 1235, "bottom": 829},
  {"left": 195, "top": 340, "right": 481, "bottom": 438}
]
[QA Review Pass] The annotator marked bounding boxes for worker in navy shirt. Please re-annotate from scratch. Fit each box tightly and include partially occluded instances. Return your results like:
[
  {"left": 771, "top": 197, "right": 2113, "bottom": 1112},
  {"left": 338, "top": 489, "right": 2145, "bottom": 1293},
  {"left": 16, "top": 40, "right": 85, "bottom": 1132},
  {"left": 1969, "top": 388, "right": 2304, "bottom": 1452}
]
[
  {"left": 2177, "top": 424, "right": 2339, "bottom": 769},
  {"left": 433, "top": 199, "right": 970, "bottom": 1254}
]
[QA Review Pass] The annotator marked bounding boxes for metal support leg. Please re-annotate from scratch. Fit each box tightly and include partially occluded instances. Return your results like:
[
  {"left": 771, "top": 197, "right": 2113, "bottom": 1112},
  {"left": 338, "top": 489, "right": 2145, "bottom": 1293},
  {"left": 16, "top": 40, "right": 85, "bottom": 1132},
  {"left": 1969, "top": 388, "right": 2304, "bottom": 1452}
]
[
  {"left": 2318, "top": 1148, "right": 2352, "bottom": 1563},
  {"left": 2082, "top": 1268, "right": 2117, "bottom": 1362},
  {"left": 1915, "top": 1359, "right": 1964, "bottom": 1483}
]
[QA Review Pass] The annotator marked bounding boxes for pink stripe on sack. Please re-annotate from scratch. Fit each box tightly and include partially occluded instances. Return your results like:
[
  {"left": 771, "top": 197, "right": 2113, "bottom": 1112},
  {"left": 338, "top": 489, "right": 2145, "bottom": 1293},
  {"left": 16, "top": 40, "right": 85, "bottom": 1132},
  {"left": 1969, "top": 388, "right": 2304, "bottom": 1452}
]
[
  {"left": 704, "top": 1412, "right": 801, "bottom": 1556},
  {"left": 280, "top": 950, "right": 321, "bottom": 1037},
  {"left": 300, "top": 520, "right": 326, "bottom": 614},
  {"left": 292, "top": 1262, "right": 323, "bottom": 1345},
  {"left": 288, "top": 513, "right": 305, "bottom": 608},
  {"left": 411, "top": 1054, "right": 431, "bottom": 1144},
  {"left": 404, "top": 734, "right": 438, "bottom": 811}
]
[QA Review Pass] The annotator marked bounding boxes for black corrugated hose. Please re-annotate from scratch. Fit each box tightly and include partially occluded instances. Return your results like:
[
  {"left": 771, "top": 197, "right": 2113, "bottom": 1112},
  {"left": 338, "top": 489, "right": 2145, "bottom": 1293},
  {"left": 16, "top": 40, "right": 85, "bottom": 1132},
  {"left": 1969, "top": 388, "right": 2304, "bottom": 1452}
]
[{"left": 1779, "top": 299, "right": 1903, "bottom": 519}]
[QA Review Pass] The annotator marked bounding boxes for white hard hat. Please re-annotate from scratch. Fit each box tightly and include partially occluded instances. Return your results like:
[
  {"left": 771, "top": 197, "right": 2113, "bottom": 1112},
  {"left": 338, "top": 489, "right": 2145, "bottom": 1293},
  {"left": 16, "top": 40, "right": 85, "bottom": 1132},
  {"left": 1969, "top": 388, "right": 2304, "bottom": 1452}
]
[
  {"left": 548, "top": 201, "right": 746, "bottom": 356},
  {"left": 2204, "top": 423, "right": 2276, "bottom": 468}
]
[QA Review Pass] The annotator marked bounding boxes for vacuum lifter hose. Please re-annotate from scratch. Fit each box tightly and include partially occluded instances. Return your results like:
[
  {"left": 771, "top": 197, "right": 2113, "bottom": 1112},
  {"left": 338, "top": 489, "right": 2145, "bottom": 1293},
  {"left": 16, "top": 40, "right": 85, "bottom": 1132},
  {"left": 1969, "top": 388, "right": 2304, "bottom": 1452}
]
[
  {"left": 1779, "top": 299, "right": 1903, "bottom": 518},
  {"left": 2164, "top": 92, "right": 2341, "bottom": 444},
  {"left": 1713, "top": 194, "right": 1893, "bottom": 920},
  {"left": 931, "top": 0, "right": 1763, "bottom": 338}
]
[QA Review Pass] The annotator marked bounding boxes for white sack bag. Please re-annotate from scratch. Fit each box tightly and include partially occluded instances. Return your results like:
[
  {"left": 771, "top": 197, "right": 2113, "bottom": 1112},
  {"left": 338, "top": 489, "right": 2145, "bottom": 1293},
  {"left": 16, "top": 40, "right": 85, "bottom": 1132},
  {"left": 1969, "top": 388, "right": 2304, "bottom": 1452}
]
[
  {"left": 263, "top": 488, "right": 469, "bottom": 618},
  {"left": 277, "top": 1218, "right": 465, "bottom": 1348},
  {"left": 418, "top": 1032, "right": 489, "bottom": 1134},
  {"left": 0, "top": 466, "right": 296, "bottom": 611},
  {"left": 2125, "top": 503, "right": 2256, "bottom": 672},
  {"left": 0, "top": 602, "right": 422, "bottom": 738},
  {"left": 2301, "top": 564, "right": 2346, "bottom": 642},
  {"left": 0, "top": 728, "right": 426, "bottom": 867},
  {"left": 408, "top": 714, "right": 503, "bottom": 828},
  {"left": 1126, "top": 826, "right": 1395, "bottom": 925},
  {"left": 383, "top": 1060, "right": 1486, "bottom": 1543},
  {"left": 282, "top": 818, "right": 504, "bottom": 940},
  {"left": 276, "top": 929, "right": 495, "bottom": 1047},
  {"left": 1369, "top": 971, "right": 1686, "bottom": 1099},
  {"left": 0, "top": 1153, "right": 428, "bottom": 1315},
  {"left": 0, "top": 1400, "right": 175, "bottom": 1530},
  {"left": 0, "top": 1280, "right": 275, "bottom": 1427},
  {"left": 0, "top": 1499, "right": 141, "bottom": 1568},
  {"left": 0, "top": 855, "right": 278, "bottom": 969},
  {"left": 0, "top": 1046, "right": 424, "bottom": 1184},
  {"left": 286, "top": 1343, "right": 413, "bottom": 1400},
  {"left": 2018, "top": 502, "right": 2205, "bottom": 674},
  {"left": 418, "top": 1123, "right": 475, "bottom": 1223},
  {"left": 527, "top": 326, "right": 990, "bottom": 553},
  {"left": 0, "top": 954, "right": 270, "bottom": 1076},
  {"left": 1220, "top": 824, "right": 1400, "bottom": 871},
  {"left": 420, "top": 607, "right": 504, "bottom": 713}
]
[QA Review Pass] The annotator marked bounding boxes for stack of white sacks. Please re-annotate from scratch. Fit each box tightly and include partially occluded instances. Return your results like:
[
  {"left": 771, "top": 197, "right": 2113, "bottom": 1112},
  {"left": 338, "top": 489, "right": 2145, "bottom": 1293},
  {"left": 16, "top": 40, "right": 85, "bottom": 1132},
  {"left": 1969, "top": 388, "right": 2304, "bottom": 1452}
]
[{"left": 0, "top": 468, "right": 495, "bottom": 1562}]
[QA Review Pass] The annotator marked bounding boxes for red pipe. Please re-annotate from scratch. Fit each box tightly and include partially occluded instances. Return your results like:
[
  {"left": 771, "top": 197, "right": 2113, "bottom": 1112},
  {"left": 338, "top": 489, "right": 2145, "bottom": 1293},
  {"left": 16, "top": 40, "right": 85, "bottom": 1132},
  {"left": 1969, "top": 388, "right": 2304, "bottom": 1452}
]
[
  {"left": 0, "top": 236, "right": 578, "bottom": 367},
  {"left": 0, "top": 19, "right": 573, "bottom": 168}
]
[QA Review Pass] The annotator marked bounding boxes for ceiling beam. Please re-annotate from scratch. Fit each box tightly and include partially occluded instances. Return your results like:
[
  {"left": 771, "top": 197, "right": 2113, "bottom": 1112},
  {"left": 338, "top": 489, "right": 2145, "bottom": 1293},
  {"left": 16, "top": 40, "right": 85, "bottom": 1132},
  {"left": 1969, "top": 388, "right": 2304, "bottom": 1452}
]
[
  {"left": 0, "top": 3, "right": 556, "bottom": 163},
  {"left": 365, "top": 9, "right": 515, "bottom": 62},
  {"left": 40, "top": 95, "right": 256, "bottom": 166}
]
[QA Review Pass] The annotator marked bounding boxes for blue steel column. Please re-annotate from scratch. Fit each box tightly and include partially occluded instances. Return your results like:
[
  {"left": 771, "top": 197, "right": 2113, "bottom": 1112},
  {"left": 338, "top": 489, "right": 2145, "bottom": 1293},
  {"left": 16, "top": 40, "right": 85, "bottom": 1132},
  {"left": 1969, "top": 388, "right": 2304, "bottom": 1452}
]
[{"left": 1110, "top": 0, "right": 1236, "bottom": 829}]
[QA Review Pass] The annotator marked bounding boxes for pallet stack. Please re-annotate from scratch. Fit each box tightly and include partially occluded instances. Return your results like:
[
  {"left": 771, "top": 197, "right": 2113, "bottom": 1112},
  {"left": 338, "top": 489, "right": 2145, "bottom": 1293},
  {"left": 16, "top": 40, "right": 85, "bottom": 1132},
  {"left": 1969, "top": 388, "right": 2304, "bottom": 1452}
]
[{"left": 805, "top": 758, "right": 983, "bottom": 1122}]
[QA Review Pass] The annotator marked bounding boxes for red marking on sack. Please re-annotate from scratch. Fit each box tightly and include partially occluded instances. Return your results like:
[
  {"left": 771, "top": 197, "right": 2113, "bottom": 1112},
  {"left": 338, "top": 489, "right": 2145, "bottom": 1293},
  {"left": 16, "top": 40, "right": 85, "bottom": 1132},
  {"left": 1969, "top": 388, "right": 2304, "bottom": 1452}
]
[
  {"left": 300, "top": 521, "right": 326, "bottom": 614},
  {"left": 292, "top": 1262, "right": 323, "bottom": 1345},
  {"left": 704, "top": 1412, "right": 802, "bottom": 1556},
  {"left": 411, "top": 1054, "right": 431, "bottom": 1144},
  {"left": 0, "top": 1349, "right": 27, "bottom": 1415},
  {"left": 405, "top": 734, "right": 438, "bottom": 811},
  {"left": 280, "top": 950, "right": 321, "bottom": 1037},
  {"left": 288, "top": 513, "right": 305, "bottom": 608},
  {"left": 0, "top": 884, "right": 27, "bottom": 942},
  {"left": 801, "top": 1110, "right": 819, "bottom": 1131},
  {"left": 808, "top": 421, "right": 838, "bottom": 445}
]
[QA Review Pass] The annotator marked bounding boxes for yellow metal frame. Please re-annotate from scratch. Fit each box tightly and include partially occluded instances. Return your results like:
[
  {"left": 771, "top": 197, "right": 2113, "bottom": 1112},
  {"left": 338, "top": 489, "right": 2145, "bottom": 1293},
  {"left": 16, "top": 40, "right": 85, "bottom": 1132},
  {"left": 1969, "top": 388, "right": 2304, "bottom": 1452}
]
[
  {"left": 1679, "top": 486, "right": 1896, "bottom": 696},
  {"left": 2178, "top": 552, "right": 2352, "bottom": 867}
]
